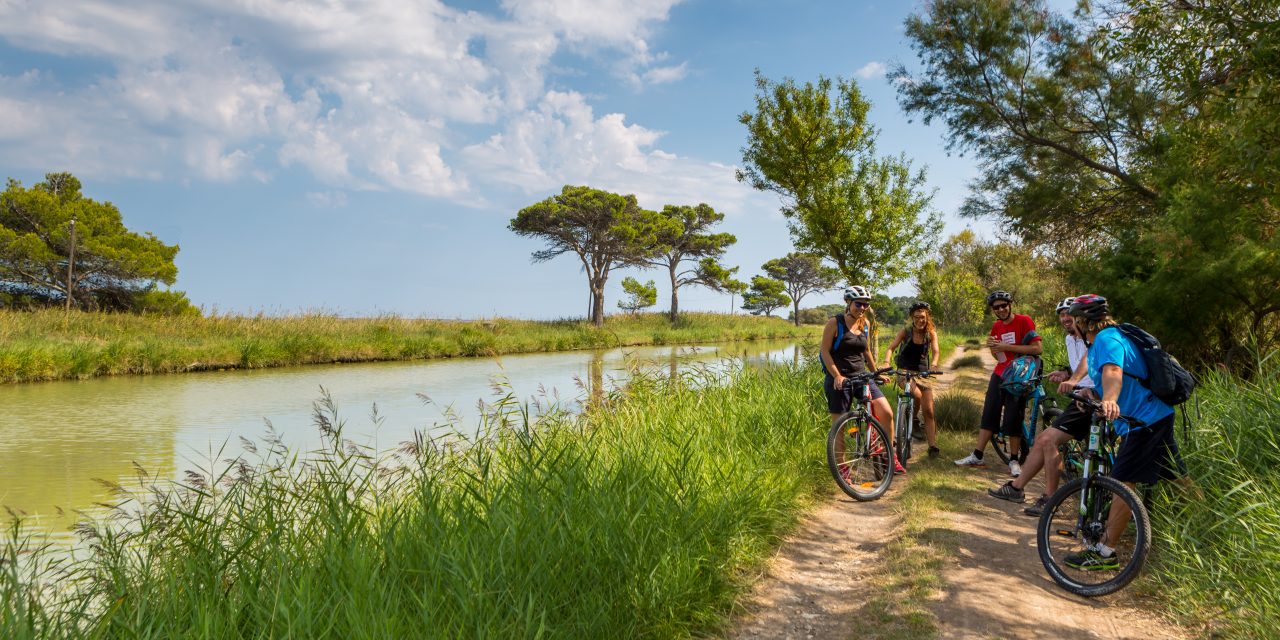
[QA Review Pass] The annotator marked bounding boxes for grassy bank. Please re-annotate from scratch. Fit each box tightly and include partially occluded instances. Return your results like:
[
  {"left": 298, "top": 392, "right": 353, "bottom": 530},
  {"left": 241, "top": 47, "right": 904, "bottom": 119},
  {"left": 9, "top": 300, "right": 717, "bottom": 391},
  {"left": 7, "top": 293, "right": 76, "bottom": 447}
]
[
  {"left": 1, "top": 360, "right": 830, "bottom": 638},
  {"left": 0, "top": 310, "right": 818, "bottom": 384},
  {"left": 1143, "top": 353, "right": 1280, "bottom": 638}
]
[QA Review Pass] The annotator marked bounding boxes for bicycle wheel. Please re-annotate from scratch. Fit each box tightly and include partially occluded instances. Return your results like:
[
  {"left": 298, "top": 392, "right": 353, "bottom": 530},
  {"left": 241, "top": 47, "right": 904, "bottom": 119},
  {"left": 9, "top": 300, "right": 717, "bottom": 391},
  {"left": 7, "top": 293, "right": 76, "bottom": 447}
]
[
  {"left": 991, "top": 433, "right": 1013, "bottom": 465},
  {"left": 1057, "top": 440, "right": 1084, "bottom": 485},
  {"left": 1037, "top": 475, "right": 1151, "bottom": 597},
  {"left": 1041, "top": 406, "right": 1063, "bottom": 430},
  {"left": 894, "top": 399, "right": 912, "bottom": 465},
  {"left": 827, "top": 413, "right": 893, "bottom": 501}
]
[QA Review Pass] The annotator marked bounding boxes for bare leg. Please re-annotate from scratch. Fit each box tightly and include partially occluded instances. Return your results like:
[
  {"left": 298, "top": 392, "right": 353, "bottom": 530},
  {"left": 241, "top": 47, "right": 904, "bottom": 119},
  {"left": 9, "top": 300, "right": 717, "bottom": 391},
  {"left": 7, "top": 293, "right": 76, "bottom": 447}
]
[
  {"left": 918, "top": 385, "right": 937, "bottom": 448},
  {"left": 974, "top": 428, "right": 995, "bottom": 453},
  {"left": 872, "top": 397, "right": 895, "bottom": 450},
  {"left": 1104, "top": 481, "right": 1138, "bottom": 549},
  {"left": 1013, "top": 429, "right": 1070, "bottom": 491}
]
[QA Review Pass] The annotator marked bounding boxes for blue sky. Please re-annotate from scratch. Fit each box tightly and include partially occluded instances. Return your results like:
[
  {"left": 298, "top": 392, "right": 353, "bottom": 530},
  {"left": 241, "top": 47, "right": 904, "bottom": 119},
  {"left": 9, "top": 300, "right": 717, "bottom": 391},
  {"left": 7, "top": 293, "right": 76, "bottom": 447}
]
[{"left": 0, "top": 0, "right": 996, "bottom": 319}]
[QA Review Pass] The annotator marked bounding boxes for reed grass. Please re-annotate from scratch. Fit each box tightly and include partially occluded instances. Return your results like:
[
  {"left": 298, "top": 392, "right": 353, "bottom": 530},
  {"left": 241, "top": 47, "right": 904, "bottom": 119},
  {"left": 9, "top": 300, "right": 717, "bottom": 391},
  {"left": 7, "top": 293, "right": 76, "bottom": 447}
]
[
  {"left": 1142, "top": 352, "right": 1280, "bottom": 638},
  {"left": 0, "top": 359, "right": 830, "bottom": 638},
  {"left": 0, "top": 309, "right": 818, "bottom": 384}
]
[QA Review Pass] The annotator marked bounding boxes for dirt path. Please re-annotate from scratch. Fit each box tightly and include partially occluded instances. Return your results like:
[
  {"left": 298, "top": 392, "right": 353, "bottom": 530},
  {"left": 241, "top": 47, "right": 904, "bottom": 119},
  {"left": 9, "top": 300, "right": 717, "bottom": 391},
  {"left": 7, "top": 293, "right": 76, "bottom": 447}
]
[{"left": 728, "top": 345, "right": 1189, "bottom": 640}]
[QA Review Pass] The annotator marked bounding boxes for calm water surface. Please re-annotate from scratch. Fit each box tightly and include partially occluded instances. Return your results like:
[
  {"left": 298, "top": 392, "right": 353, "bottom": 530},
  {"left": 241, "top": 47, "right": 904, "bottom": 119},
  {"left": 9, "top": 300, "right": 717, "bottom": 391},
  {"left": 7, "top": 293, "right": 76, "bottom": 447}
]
[{"left": 0, "top": 340, "right": 805, "bottom": 541}]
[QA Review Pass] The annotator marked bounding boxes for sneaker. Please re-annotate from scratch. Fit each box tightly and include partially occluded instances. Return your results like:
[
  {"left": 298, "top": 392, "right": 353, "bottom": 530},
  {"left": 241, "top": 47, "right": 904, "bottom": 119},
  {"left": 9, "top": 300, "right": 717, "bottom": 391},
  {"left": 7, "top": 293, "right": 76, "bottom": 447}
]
[
  {"left": 987, "top": 481, "right": 1025, "bottom": 503},
  {"left": 954, "top": 452, "right": 986, "bottom": 467},
  {"left": 894, "top": 457, "right": 907, "bottom": 475},
  {"left": 928, "top": 446, "right": 941, "bottom": 459},
  {"left": 1009, "top": 460, "right": 1022, "bottom": 478},
  {"left": 911, "top": 429, "right": 925, "bottom": 442},
  {"left": 1064, "top": 549, "right": 1120, "bottom": 571},
  {"left": 1023, "top": 495, "right": 1049, "bottom": 517}
]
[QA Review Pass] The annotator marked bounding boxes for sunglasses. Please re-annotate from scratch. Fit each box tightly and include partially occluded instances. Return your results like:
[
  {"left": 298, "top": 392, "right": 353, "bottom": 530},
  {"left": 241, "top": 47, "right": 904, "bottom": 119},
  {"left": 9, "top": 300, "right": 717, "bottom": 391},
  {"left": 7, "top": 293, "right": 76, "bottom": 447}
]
[
  {"left": 852, "top": 301, "right": 870, "bottom": 309},
  {"left": 991, "top": 303, "right": 1010, "bottom": 311}
]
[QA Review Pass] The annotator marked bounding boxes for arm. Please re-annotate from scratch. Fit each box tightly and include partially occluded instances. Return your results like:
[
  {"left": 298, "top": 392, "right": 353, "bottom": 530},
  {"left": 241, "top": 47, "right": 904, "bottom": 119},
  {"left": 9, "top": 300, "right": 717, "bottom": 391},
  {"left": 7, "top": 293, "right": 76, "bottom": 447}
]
[
  {"left": 1056, "top": 356, "right": 1091, "bottom": 394},
  {"left": 929, "top": 329, "right": 941, "bottom": 367},
  {"left": 1098, "top": 363, "right": 1123, "bottom": 420},
  {"left": 886, "top": 328, "right": 906, "bottom": 353},
  {"left": 820, "top": 319, "right": 844, "bottom": 383}
]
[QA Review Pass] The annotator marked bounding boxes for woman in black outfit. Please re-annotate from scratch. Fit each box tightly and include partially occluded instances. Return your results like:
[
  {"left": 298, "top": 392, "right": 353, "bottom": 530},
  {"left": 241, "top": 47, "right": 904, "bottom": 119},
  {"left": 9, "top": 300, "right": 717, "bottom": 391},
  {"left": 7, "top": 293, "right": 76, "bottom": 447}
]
[
  {"left": 886, "top": 301, "right": 941, "bottom": 458},
  {"left": 820, "top": 286, "right": 902, "bottom": 475}
]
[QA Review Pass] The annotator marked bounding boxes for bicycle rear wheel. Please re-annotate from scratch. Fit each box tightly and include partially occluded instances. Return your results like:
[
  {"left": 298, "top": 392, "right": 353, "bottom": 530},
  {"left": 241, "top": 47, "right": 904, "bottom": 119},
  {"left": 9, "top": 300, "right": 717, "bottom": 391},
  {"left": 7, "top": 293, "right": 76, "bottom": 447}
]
[
  {"left": 1036, "top": 475, "right": 1151, "bottom": 597},
  {"left": 894, "top": 399, "right": 912, "bottom": 465},
  {"left": 827, "top": 413, "right": 893, "bottom": 501}
]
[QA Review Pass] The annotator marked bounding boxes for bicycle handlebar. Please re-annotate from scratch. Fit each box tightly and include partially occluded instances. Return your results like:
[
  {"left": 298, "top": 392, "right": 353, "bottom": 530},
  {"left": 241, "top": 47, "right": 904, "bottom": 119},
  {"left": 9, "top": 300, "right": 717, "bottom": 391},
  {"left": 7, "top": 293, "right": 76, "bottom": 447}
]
[
  {"left": 840, "top": 366, "right": 895, "bottom": 388},
  {"left": 892, "top": 369, "right": 946, "bottom": 377},
  {"left": 1065, "top": 390, "right": 1145, "bottom": 428}
]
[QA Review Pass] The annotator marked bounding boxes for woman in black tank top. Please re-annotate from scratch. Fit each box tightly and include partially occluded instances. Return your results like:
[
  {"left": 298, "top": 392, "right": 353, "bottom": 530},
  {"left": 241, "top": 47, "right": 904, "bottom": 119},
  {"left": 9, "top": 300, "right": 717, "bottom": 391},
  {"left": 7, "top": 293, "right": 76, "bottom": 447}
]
[
  {"left": 822, "top": 288, "right": 900, "bottom": 473},
  {"left": 887, "top": 302, "right": 941, "bottom": 457}
]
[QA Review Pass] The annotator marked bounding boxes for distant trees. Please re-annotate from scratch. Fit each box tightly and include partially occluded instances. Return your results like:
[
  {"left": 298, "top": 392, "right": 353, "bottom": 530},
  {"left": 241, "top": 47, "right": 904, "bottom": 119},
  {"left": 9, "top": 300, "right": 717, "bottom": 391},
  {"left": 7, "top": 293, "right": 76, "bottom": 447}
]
[
  {"left": 741, "top": 276, "right": 790, "bottom": 317},
  {"left": 639, "top": 204, "right": 737, "bottom": 321},
  {"left": 0, "top": 172, "right": 192, "bottom": 313},
  {"left": 915, "top": 230, "right": 1065, "bottom": 328},
  {"left": 510, "top": 186, "right": 657, "bottom": 327},
  {"left": 761, "top": 252, "right": 841, "bottom": 326},
  {"left": 738, "top": 71, "right": 940, "bottom": 289},
  {"left": 617, "top": 277, "right": 657, "bottom": 315}
]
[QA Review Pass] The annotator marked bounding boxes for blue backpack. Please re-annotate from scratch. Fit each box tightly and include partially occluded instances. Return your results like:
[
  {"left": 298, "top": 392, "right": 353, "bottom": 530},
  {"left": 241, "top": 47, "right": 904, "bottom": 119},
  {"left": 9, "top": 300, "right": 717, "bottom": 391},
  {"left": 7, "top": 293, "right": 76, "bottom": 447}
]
[{"left": 999, "top": 355, "right": 1042, "bottom": 397}]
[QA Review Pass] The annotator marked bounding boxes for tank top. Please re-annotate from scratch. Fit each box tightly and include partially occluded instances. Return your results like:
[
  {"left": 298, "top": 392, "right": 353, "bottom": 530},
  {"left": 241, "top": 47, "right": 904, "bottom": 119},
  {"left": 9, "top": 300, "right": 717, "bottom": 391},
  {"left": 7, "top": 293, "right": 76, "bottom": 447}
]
[
  {"left": 830, "top": 314, "right": 871, "bottom": 376},
  {"left": 895, "top": 327, "right": 930, "bottom": 371}
]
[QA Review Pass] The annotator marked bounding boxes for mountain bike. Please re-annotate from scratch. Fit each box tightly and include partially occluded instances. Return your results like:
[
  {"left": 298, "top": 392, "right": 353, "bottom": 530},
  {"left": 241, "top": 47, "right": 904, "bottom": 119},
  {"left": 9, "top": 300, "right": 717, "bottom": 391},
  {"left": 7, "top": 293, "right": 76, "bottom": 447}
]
[
  {"left": 891, "top": 369, "right": 944, "bottom": 465},
  {"left": 1037, "top": 391, "right": 1151, "bottom": 597},
  {"left": 991, "top": 374, "right": 1056, "bottom": 465},
  {"left": 827, "top": 367, "right": 896, "bottom": 502}
]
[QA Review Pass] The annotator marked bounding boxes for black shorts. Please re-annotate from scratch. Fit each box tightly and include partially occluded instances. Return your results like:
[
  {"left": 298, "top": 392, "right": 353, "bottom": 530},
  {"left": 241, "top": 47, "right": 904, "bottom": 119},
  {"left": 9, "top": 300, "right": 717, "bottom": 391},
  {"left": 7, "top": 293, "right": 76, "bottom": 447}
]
[
  {"left": 1050, "top": 399, "right": 1093, "bottom": 441},
  {"left": 979, "top": 373, "right": 1028, "bottom": 437},
  {"left": 823, "top": 374, "right": 885, "bottom": 414},
  {"left": 1111, "top": 414, "right": 1186, "bottom": 485}
]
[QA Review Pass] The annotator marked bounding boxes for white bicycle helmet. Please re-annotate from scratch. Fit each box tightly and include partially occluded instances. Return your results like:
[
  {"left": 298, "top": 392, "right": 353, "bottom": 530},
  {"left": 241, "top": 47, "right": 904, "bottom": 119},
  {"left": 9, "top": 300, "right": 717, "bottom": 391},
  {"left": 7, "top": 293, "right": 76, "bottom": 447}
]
[
  {"left": 1055, "top": 297, "right": 1077, "bottom": 313},
  {"left": 843, "top": 285, "right": 872, "bottom": 302}
]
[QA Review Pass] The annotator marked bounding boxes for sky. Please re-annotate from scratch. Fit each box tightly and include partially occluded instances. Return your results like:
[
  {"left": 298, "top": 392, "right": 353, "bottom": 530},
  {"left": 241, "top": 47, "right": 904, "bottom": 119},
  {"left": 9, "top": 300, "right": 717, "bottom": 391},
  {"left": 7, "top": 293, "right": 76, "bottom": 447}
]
[{"left": 0, "top": 0, "right": 998, "bottom": 319}]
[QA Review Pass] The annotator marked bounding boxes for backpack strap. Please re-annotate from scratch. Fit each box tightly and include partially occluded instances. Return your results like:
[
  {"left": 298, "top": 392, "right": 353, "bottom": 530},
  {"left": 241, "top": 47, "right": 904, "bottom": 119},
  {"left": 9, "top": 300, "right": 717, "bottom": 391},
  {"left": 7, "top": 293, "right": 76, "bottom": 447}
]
[{"left": 830, "top": 314, "right": 846, "bottom": 355}]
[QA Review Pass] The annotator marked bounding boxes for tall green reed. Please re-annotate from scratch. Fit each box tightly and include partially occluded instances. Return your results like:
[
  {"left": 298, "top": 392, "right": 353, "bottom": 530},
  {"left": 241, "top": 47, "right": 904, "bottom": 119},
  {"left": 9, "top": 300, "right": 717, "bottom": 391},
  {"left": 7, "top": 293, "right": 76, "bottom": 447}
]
[{"left": 1, "top": 360, "right": 829, "bottom": 638}]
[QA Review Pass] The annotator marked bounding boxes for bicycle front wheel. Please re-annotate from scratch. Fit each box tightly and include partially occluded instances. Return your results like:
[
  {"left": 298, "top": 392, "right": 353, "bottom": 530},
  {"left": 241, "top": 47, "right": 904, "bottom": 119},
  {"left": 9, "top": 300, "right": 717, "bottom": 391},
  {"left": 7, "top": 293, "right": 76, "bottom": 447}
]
[
  {"left": 827, "top": 413, "right": 893, "bottom": 502},
  {"left": 1036, "top": 475, "right": 1151, "bottom": 597},
  {"left": 894, "top": 400, "right": 912, "bottom": 464}
]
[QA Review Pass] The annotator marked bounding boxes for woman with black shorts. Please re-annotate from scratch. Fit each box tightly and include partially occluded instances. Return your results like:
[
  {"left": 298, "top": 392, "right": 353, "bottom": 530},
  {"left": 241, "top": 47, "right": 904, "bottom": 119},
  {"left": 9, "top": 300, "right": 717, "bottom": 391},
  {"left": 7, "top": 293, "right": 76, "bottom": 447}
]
[{"left": 820, "top": 286, "right": 902, "bottom": 474}]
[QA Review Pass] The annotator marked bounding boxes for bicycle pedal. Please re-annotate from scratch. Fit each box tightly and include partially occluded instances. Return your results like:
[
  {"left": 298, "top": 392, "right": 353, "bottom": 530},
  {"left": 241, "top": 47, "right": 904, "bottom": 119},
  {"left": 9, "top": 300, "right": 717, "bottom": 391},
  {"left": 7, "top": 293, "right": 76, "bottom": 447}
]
[{"left": 1055, "top": 530, "right": 1076, "bottom": 538}]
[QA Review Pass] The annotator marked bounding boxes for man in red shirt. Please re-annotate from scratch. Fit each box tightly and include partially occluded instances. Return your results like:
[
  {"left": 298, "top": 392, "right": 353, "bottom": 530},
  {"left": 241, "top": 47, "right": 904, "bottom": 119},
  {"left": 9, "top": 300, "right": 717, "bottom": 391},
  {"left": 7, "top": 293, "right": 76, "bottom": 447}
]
[{"left": 954, "top": 290, "right": 1043, "bottom": 477}]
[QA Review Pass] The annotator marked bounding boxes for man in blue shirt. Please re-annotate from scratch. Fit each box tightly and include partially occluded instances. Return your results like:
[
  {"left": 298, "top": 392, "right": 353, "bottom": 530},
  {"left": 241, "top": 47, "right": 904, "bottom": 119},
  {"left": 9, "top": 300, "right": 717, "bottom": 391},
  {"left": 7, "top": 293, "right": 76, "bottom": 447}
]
[{"left": 1062, "top": 294, "right": 1185, "bottom": 569}]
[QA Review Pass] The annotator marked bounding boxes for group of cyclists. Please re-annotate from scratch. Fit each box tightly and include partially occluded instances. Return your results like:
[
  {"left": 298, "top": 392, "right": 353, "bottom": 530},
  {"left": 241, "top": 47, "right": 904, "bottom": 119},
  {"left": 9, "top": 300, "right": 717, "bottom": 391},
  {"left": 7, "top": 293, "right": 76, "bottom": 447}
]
[{"left": 820, "top": 286, "right": 1187, "bottom": 571}]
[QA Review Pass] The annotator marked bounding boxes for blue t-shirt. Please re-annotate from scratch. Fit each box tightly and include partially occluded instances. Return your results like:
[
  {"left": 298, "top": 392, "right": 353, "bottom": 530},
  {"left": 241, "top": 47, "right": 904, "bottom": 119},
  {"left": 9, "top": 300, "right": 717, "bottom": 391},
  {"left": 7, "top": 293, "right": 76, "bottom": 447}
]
[{"left": 1087, "top": 327, "right": 1174, "bottom": 435}]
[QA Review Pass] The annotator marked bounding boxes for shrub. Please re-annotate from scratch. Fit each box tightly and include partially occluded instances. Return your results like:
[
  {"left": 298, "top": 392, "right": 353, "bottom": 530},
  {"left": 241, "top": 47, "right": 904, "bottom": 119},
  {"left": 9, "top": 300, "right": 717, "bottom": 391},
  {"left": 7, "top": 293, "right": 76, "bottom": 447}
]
[
  {"left": 934, "top": 390, "right": 980, "bottom": 432},
  {"left": 951, "top": 354, "right": 984, "bottom": 369}
]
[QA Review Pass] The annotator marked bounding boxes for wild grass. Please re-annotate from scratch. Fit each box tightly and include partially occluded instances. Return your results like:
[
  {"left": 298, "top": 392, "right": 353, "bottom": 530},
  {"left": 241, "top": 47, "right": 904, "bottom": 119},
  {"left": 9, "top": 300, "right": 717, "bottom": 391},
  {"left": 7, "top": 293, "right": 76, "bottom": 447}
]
[
  {"left": 0, "top": 309, "right": 818, "bottom": 384},
  {"left": 951, "top": 354, "right": 985, "bottom": 370},
  {"left": 934, "top": 390, "right": 982, "bottom": 432},
  {"left": 0, "top": 360, "right": 830, "bottom": 638},
  {"left": 1142, "top": 352, "right": 1280, "bottom": 638}
]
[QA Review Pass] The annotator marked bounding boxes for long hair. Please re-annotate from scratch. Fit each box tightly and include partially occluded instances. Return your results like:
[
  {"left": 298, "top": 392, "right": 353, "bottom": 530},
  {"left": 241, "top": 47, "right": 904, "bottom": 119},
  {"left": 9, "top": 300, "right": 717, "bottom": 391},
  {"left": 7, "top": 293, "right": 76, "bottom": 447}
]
[
  {"left": 909, "top": 307, "right": 935, "bottom": 340},
  {"left": 1077, "top": 315, "right": 1118, "bottom": 336},
  {"left": 844, "top": 300, "right": 878, "bottom": 347}
]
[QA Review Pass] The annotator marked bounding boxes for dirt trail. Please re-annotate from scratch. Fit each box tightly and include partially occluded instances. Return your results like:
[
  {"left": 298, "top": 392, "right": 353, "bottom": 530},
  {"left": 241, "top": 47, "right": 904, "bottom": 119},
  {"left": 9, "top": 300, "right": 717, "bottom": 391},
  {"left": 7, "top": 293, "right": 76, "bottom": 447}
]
[{"left": 728, "top": 345, "right": 1188, "bottom": 640}]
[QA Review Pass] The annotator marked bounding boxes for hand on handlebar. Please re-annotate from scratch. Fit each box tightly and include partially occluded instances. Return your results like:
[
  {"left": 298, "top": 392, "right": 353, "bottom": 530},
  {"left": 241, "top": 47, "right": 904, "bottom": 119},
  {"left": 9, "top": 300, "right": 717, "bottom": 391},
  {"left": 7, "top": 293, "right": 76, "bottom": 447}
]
[
  {"left": 1100, "top": 399, "right": 1121, "bottom": 421},
  {"left": 1056, "top": 380, "right": 1076, "bottom": 395}
]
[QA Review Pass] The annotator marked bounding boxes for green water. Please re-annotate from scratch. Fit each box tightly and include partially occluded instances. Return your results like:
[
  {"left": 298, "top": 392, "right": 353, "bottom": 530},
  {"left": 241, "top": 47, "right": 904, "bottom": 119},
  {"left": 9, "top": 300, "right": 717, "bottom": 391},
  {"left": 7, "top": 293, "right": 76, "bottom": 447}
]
[{"left": 0, "top": 340, "right": 807, "bottom": 541}]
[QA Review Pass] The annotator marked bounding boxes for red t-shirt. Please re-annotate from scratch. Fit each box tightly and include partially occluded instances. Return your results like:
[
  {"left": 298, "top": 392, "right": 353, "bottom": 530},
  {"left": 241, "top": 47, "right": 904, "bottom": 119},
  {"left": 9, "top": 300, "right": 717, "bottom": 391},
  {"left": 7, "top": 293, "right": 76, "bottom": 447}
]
[{"left": 989, "top": 313, "right": 1041, "bottom": 377}]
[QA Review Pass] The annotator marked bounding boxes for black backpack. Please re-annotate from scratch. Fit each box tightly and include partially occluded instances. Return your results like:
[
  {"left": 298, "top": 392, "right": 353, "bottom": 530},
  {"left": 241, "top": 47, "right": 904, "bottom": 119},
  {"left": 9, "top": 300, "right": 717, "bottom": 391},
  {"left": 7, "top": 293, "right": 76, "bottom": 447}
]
[{"left": 1115, "top": 323, "right": 1197, "bottom": 406}]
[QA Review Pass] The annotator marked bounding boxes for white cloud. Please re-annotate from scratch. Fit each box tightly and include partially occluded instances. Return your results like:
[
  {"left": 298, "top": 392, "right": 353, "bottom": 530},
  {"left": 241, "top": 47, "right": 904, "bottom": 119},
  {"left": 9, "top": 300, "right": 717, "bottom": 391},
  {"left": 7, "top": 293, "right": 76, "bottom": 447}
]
[
  {"left": 306, "top": 190, "right": 349, "bottom": 208},
  {"left": 855, "top": 61, "right": 887, "bottom": 79},
  {"left": 0, "top": 0, "right": 707, "bottom": 204}
]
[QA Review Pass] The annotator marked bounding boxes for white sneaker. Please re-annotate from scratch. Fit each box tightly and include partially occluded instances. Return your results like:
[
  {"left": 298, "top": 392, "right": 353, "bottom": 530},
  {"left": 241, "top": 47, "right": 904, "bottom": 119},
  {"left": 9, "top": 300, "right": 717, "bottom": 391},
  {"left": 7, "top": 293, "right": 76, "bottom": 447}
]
[
  {"left": 954, "top": 452, "right": 986, "bottom": 467},
  {"left": 1009, "top": 460, "right": 1022, "bottom": 478}
]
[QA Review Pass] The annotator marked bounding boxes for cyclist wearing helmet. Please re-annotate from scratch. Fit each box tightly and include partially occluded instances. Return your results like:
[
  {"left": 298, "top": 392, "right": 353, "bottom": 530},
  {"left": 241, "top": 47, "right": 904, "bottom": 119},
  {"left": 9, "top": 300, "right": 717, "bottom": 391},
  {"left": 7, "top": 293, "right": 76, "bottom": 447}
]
[
  {"left": 821, "top": 286, "right": 903, "bottom": 475},
  {"left": 989, "top": 296, "right": 1098, "bottom": 512},
  {"left": 1061, "top": 293, "right": 1185, "bottom": 569},
  {"left": 955, "top": 290, "right": 1043, "bottom": 477},
  {"left": 886, "top": 301, "right": 941, "bottom": 458}
]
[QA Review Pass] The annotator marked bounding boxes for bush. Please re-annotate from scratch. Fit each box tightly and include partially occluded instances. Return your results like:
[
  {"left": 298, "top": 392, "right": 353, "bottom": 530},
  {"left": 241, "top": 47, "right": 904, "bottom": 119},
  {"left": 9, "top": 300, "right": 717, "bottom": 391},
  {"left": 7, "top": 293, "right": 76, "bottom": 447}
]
[
  {"left": 951, "top": 354, "right": 984, "bottom": 369},
  {"left": 934, "top": 390, "right": 981, "bottom": 432},
  {"left": 132, "top": 287, "right": 201, "bottom": 316}
]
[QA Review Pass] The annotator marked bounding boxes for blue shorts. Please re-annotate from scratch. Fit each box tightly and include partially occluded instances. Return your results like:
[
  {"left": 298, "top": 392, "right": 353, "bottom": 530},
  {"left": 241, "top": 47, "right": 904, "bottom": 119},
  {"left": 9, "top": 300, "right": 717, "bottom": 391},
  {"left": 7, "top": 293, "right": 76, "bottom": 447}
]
[{"left": 823, "top": 374, "right": 884, "bottom": 414}]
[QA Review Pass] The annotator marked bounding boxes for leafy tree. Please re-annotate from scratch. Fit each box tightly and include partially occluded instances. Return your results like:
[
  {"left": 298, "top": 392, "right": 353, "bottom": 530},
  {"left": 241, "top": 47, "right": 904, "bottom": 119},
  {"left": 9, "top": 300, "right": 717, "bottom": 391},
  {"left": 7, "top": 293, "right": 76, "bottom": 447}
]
[
  {"left": 0, "top": 173, "right": 181, "bottom": 311},
  {"left": 510, "top": 186, "right": 658, "bottom": 327},
  {"left": 738, "top": 71, "right": 941, "bottom": 288},
  {"left": 617, "top": 277, "right": 657, "bottom": 315},
  {"left": 915, "top": 231, "right": 1066, "bottom": 328},
  {"left": 639, "top": 204, "right": 737, "bottom": 321},
  {"left": 741, "top": 275, "right": 790, "bottom": 317},
  {"left": 761, "top": 252, "right": 841, "bottom": 326},
  {"left": 719, "top": 275, "right": 748, "bottom": 314},
  {"left": 794, "top": 303, "right": 845, "bottom": 325}
]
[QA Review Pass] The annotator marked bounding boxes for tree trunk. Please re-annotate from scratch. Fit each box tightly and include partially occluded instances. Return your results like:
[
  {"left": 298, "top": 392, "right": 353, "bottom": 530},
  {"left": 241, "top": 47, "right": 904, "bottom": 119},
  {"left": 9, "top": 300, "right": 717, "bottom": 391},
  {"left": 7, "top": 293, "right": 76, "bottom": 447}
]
[
  {"left": 668, "top": 263, "right": 679, "bottom": 322},
  {"left": 792, "top": 297, "right": 801, "bottom": 326},
  {"left": 591, "top": 281, "right": 606, "bottom": 327}
]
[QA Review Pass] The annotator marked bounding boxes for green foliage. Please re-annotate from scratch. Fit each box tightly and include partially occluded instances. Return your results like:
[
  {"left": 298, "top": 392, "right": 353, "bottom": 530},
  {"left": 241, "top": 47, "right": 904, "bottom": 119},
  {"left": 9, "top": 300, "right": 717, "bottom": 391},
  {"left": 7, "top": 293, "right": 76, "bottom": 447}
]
[
  {"left": 0, "top": 173, "right": 180, "bottom": 310},
  {"left": 916, "top": 231, "right": 1068, "bottom": 329},
  {"left": 738, "top": 71, "right": 941, "bottom": 288},
  {"left": 510, "top": 186, "right": 659, "bottom": 326},
  {"left": 1, "top": 362, "right": 830, "bottom": 638},
  {"left": 132, "top": 286, "right": 200, "bottom": 317},
  {"left": 617, "top": 277, "right": 657, "bottom": 314},
  {"left": 934, "top": 389, "right": 981, "bottom": 431},
  {"left": 741, "top": 275, "right": 790, "bottom": 317},
  {"left": 950, "top": 354, "right": 984, "bottom": 370},
  {"left": 793, "top": 303, "right": 844, "bottom": 326},
  {"left": 640, "top": 203, "right": 737, "bottom": 320},
  {"left": 762, "top": 252, "right": 841, "bottom": 326}
]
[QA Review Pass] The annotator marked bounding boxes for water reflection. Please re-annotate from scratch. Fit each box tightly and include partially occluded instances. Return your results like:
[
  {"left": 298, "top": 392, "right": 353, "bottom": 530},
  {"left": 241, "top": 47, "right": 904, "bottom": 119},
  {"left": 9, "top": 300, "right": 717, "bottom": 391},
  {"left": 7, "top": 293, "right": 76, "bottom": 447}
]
[{"left": 0, "top": 340, "right": 806, "bottom": 540}]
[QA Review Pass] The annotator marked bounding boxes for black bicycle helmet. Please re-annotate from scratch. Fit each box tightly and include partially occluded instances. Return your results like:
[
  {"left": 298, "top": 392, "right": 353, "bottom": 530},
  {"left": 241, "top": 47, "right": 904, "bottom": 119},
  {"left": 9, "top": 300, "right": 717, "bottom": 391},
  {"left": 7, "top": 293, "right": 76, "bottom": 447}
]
[
  {"left": 908, "top": 301, "right": 931, "bottom": 313},
  {"left": 985, "top": 290, "right": 1013, "bottom": 307},
  {"left": 1055, "top": 297, "right": 1077, "bottom": 313},
  {"left": 843, "top": 285, "right": 872, "bottom": 302},
  {"left": 1067, "top": 294, "right": 1109, "bottom": 321}
]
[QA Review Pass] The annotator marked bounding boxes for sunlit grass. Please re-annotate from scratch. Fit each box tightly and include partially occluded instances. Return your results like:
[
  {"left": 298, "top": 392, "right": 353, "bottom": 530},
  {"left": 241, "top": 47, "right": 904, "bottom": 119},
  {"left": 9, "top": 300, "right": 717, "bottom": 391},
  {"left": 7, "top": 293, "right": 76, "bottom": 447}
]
[
  {"left": 0, "top": 360, "right": 831, "bottom": 638},
  {"left": 0, "top": 310, "right": 818, "bottom": 383}
]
